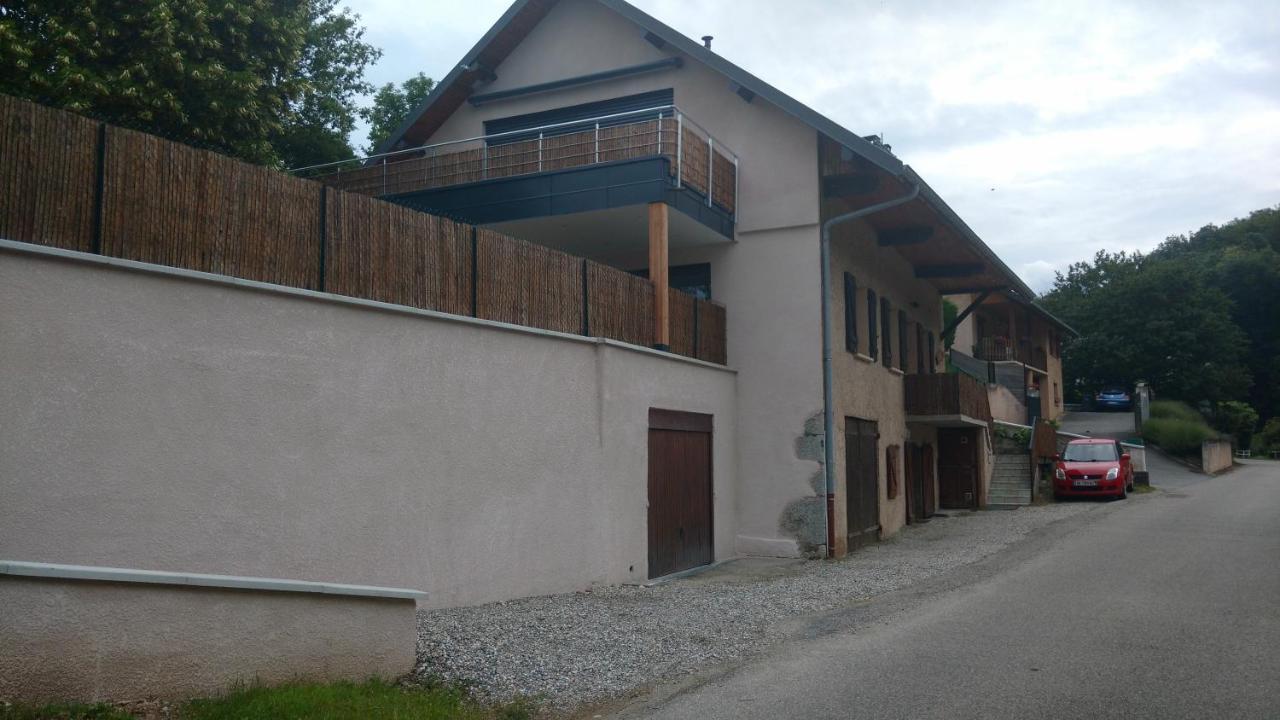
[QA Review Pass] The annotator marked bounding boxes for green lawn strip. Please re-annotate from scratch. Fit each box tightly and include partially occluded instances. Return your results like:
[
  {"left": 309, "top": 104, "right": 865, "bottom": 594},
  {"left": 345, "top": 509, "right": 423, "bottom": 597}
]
[
  {"left": 3, "top": 679, "right": 536, "bottom": 720},
  {"left": 0, "top": 702, "right": 136, "bottom": 720}
]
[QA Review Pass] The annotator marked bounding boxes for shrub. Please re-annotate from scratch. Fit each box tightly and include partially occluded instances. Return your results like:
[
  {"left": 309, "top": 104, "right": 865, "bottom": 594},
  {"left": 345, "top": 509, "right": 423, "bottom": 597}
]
[
  {"left": 1258, "top": 417, "right": 1280, "bottom": 454},
  {"left": 1212, "top": 400, "right": 1259, "bottom": 450},
  {"left": 1149, "top": 400, "right": 1205, "bottom": 424},
  {"left": 1142, "top": 417, "right": 1215, "bottom": 456}
]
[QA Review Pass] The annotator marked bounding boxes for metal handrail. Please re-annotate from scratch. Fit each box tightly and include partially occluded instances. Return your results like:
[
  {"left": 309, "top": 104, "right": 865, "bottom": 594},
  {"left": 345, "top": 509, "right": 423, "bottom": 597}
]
[{"left": 291, "top": 104, "right": 737, "bottom": 175}]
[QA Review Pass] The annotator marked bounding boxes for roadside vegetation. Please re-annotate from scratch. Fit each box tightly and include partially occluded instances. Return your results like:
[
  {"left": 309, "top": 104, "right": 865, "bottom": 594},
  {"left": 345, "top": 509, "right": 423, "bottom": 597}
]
[
  {"left": 1142, "top": 401, "right": 1217, "bottom": 456},
  {"left": 1040, "top": 206, "right": 1279, "bottom": 443},
  {"left": 0, "top": 679, "right": 536, "bottom": 720}
]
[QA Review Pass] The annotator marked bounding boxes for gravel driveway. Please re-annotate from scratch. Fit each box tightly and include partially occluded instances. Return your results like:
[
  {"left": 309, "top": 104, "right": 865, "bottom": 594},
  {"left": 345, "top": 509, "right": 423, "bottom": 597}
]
[{"left": 414, "top": 503, "right": 1094, "bottom": 710}]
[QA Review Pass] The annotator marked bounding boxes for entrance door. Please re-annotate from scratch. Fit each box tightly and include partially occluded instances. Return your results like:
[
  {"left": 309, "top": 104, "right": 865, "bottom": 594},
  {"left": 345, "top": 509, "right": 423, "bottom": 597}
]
[
  {"left": 938, "top": 428, "right": 978, "bottom": 509},
  {"left": 922, "top": 443, "right": 937, "bottom": 517},
  {"left": 845, "top": 418, "right": 880, "bottom": 551},
  {"left": 647, "top": 409, "right": 714, "bottom": 579},
  {"left": 907, "top": 442, "right": 926, "bottom": 522}
]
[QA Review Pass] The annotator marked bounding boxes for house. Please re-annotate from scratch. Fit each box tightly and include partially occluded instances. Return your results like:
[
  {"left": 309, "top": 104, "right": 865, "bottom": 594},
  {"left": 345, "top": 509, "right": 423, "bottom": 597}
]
[
  {"left": 947, "top": 289, "right": 1077, "bottom": 426},
  {"left": 0, "top": 0, "right": 1073, "bottom": 702},
  {"left": 316, "top": 0, "right": 1053, "bottom": 556}
]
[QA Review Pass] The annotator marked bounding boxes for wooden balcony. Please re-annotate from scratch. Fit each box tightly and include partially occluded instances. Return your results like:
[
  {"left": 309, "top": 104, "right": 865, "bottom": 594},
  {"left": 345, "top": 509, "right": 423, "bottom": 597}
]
[
  {"left": 904, "top": 372, "right": 993, "bottom": 427},
  {"left": 975, "top": 336, "right": 1016, "bottom": 362},
  {"left": 295, "top": 107, "right": 737, "bottom": 219}
]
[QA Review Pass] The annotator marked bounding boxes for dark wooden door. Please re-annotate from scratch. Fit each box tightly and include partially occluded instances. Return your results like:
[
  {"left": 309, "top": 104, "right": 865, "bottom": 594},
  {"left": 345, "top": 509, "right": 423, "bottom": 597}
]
[
  {"left": 938, "top": 428, "right": 978, "bottom": 509},
  {"left": 845, "top": 418, "right": 880, "bottom": 551},
  {"left": 908, "top": 442, "right": 926, "bottom": 522},
  {"left": 922, "top": 443, "right": 937, "bottom": 517},
  {"left": 648, "top": 409, "right": 714, "bottom": 579}
]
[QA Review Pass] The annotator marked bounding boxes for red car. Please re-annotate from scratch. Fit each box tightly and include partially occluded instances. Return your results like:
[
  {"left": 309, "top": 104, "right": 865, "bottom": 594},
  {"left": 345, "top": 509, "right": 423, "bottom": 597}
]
[{"left": 1054, "top": 438, "right": 1133, "bottom": 499}]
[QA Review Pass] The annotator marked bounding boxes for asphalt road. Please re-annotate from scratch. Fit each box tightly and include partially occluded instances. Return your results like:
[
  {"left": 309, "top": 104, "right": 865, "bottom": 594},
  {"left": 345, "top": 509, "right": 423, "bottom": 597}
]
[{"left": 615, "top": 458, "right": 1280, "bottom": 719}]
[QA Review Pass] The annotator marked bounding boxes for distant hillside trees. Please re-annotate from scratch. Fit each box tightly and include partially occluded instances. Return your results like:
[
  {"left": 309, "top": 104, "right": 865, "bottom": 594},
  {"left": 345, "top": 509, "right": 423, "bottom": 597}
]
[{"left": 1041, "top": 206, "right": 1280, "bottom": 421}]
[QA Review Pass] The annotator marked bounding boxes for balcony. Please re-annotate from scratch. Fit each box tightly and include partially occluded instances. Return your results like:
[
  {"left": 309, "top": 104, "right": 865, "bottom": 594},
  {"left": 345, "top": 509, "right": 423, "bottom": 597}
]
[
  {"left": 293, "top": 106, "right": 737, "bottom": 238},
  {"left": 904, "top": 373, "right": 993, "bottom": 427},
  {"left": 975, "top": 336, "right": 1017, "bottom": 362}
]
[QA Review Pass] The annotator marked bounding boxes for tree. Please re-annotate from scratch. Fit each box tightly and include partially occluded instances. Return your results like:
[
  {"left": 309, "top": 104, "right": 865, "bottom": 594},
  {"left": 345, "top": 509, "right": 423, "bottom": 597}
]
[
  {"left": 361, "top": 72, "right": 435, "bottom": 154},
  {"left": 0, "top": 0, "right": 380, "bottom": 167},
  {"left": 1041, "top": 250, "right": 1252, "bottom": 406}
]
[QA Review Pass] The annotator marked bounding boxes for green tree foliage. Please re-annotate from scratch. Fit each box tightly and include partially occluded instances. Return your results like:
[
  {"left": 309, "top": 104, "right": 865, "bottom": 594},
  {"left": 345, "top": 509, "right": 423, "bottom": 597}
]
[
  {"left": 1213, "top": 400, "right": 1259, "bottom": 450},
  {"left": 1042, "top": 207, "right": 1280, "bottom": 420},
  {"left": 0, "top": 0, "right": 380, "bottom": 167},
  {"left": 361, "top": 72, "right": 435, "bottom": 154}
]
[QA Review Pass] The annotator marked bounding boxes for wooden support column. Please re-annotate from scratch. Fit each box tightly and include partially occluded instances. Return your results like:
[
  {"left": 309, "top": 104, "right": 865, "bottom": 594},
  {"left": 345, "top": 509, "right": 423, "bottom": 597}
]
[{"left": 649, "top": 201, "right": 670, "bottom": 349}]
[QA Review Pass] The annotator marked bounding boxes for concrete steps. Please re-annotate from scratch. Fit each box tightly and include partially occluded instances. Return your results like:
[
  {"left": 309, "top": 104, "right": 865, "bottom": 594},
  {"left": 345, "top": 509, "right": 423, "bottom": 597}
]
[{"left": 989, "top": 453, "right": 1032, "bottom": 506}]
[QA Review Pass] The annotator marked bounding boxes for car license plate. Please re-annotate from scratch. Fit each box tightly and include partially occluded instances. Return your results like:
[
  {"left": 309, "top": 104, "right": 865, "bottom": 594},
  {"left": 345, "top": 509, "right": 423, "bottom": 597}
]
[{"left": 1073, "top": 479, "right": 1098, "bottom": 488}]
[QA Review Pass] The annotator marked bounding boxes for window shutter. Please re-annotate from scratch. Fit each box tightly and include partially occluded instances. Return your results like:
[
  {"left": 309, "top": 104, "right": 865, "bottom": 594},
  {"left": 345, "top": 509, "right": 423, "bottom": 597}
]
[
  {"left": 881, "top": 297, "right": 893, "bottom": 368},
  {"left": 844, "top": 272, "right": 858, "bottom": 353},
  {"left": 898, "top": 310, "right": 909, "bottom": 372},
  {"left": 867, "top": 289, "right": 878, "bottom": 359}
]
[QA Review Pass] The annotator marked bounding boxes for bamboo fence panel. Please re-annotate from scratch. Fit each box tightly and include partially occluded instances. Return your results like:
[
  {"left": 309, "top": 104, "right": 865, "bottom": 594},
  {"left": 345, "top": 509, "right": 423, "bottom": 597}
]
[
  {"left": 680, "top": 124, "right": 709, "bottom": 197},
  {"left": 695, "top": 298, "right": 727, "bottom": 365},
  {"left": 711, "top": 147, "right": 736, "bottom": 212},
  {"left": 0, "top": 95, "right": 98, "bottom": 251},
  {"left": 476, "top": 228, "right": 583, "bottom": 333},
  {"left": 100, "top": 126, "right": 321, "bottom": 288},
  {"left": 541, "top": 128, "right": 596, "bottom": 171},
  {"left": 587, "top": 260, "right": 653, "bottom": 347},
  {"left": 668, "top": 288, "right": 696, "bottom": 358},
  {"left": 323, "top": 188, "right": 472, "bottom": 315},
  {"left": 486, "top": 138, "right": 542, "bottom": 178}
]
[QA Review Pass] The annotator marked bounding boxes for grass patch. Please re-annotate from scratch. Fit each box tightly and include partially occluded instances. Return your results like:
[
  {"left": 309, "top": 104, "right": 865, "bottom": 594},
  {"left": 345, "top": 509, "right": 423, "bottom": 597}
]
[
  {"left": 182, "top": 679, "right": 534, "bottom": 720},
  {"left": 2, "top": 680, "right": 536, "bottom": 720},
  {"left": 0, "top": 703, "right": 136, "bottom": 720},
  {"left": 1132, "top": 484, "right": 1157, "bottom": 494},
  {"left": 1149, "top": 400, "right": 1205, "bottom": 423},
  {"left": 1144, "top": 400, "right": 1219, "bottom": 456},
  {"left": 1142, "top": 416, "right": 1216, "bottom": 456}
]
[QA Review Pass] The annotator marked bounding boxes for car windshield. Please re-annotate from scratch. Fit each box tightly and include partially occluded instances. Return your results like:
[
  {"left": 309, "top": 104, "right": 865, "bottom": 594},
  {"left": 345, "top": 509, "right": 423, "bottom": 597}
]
[{"left": 1063, "top": 443, "right": 1118, "bottom": 462}]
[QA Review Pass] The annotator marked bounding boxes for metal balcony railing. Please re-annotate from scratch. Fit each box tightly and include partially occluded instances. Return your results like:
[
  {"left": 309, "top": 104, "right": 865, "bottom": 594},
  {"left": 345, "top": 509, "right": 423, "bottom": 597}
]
[{"left": 291, "top": 105, "right": 738, "bottom": 217}]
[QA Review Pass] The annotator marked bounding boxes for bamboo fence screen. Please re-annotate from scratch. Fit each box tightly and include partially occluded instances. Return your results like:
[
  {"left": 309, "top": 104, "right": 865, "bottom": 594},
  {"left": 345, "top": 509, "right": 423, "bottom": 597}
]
[{"left": 0, "top": 95, "right": 727, "bottom": 364}]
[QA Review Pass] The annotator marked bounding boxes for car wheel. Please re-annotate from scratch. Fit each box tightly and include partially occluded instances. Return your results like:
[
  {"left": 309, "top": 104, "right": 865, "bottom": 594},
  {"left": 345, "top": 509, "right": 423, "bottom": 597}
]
[{"left": 1119, "top": 484, "right": 1128, "bottom": 500}]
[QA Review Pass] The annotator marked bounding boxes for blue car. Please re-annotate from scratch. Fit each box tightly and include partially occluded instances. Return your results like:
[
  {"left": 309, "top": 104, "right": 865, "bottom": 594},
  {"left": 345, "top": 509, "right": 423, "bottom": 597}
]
[{"left": 1095, "top": 386, "right": 1131, "bottom": 411}]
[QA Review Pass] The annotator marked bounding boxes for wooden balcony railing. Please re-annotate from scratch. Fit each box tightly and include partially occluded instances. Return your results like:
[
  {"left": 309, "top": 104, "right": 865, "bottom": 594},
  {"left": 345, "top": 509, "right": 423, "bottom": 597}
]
[
  {"left": 975, "top": 336, "right": 1016, "bottom": 362},
  {"left": 293, "top": 106, "right": 738, "bottom": 217},
  {"left": 904, "top": 373, "right": 993, "bottom": 425}
]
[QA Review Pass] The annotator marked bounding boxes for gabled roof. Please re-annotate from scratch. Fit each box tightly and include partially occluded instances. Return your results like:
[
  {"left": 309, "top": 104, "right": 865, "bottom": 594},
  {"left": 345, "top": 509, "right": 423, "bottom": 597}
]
[
  {"left": 375, "top": 0, "right": 900, "bottom": 175},
  {"left": 379, "top": 0, "right": 1040, "bottom": 301}
]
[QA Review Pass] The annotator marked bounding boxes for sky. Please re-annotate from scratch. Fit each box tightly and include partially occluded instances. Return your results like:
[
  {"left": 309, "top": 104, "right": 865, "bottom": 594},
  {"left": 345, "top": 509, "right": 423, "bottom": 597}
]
[{"left": 345, "top": 0, "right": 1280, "bottom": 293}]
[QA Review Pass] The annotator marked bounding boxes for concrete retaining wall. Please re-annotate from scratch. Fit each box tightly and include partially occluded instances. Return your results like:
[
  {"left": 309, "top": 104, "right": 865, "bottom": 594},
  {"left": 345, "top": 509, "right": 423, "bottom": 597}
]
[
  {"left": 1201, "top": 439, "right": 1233, "bottom": 475},
  {"left": 0, "top": 575, "right": 415, "bottom": 702},
  {"left": 0, "top": 241, "right": 738, "bottom": 699}
]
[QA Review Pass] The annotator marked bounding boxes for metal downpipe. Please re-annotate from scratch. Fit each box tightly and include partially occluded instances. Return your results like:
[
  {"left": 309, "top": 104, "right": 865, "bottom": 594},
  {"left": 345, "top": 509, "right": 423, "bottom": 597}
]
[{"left": 819, "top": 183, "right": 920, "bottom": 557}]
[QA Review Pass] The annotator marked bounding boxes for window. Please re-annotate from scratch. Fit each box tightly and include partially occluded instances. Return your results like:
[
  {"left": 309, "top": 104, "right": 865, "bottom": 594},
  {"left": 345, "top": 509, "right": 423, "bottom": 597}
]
[
  {"left": 927, "top": 331, "right": 936, "bottom": 374},
  {"left": 484, "top": 89, "right": 674, "bottom": 142},
  {"left": 867, "top": 289, "right": 879, "bottom": 359},
  {"left": 898, "top": 310, "right": 909, "bottom": 372},
  {"left": 1062, "top": 443, "right": 1118, "bottom": 462},
  {"left": 881, "top": 297, "right": 893, "bottom": 368},
  {"left": 844, "top": 272, "right": 858, "bottom": 353},
  {"left": 1054, "top": 382, "right": 1061, "bottom": 407},
  {"left": 629, "top": 263, "right": 711, "bottom": 299}
]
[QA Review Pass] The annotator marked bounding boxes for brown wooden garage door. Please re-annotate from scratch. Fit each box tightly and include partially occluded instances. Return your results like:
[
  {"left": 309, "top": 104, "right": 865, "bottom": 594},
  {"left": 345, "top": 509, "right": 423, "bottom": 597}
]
[{"left": 648, "top": 409, "right": 714, "bottom": 579}]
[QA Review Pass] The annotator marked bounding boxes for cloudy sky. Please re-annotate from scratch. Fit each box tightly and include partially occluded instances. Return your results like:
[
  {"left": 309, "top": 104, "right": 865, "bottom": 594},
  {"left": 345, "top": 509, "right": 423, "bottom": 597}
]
[{"left": 346, "top": 0, "right": 1280, "bottom": 292}]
